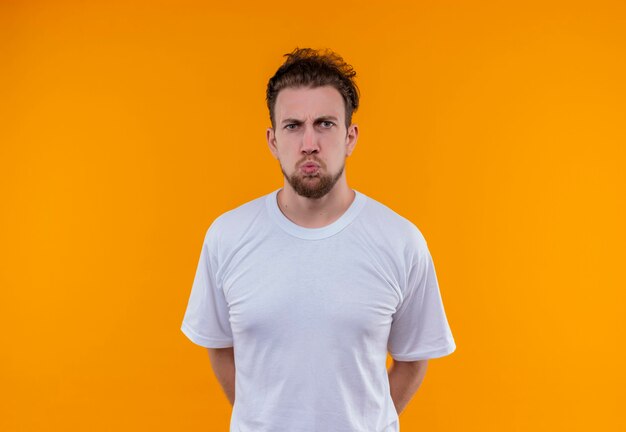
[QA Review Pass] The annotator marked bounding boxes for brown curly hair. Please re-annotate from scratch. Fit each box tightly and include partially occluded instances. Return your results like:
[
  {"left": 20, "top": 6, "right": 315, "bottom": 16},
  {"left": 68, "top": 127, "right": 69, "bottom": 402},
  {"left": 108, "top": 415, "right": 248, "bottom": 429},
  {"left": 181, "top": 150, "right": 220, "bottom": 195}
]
[{"left": 266, "top": 47, "right": 360, "bottom": 130}]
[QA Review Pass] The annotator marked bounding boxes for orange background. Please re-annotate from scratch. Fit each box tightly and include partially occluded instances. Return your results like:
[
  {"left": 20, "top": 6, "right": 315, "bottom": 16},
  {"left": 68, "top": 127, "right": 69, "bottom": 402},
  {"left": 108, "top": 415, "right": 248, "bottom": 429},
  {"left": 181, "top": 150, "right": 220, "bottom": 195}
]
[{"left": 2, "top": 0, "right": 625, "bottom": 430}]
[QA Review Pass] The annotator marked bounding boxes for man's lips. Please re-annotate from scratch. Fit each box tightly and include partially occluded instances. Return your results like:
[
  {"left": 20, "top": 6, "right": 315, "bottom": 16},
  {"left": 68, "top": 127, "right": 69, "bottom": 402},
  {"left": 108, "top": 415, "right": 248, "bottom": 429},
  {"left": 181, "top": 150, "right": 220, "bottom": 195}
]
[{"left": 300, "top": 161, "right": 320, "bottom": 174}]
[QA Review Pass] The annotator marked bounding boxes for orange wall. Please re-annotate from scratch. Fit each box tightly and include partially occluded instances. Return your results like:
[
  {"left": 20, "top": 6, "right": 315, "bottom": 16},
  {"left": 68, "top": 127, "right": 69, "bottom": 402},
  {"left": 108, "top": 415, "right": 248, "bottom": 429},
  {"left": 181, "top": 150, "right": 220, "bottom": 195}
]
[{"left": 1, "top": 0, "right": 625, "bottom": 430}]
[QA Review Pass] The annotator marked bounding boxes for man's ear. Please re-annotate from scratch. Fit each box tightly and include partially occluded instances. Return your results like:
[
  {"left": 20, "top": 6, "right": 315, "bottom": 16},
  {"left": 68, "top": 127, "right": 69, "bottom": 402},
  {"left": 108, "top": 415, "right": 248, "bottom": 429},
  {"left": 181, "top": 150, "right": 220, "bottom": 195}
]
[
  {"left": 345, "top": 124, "right": 359, "bottom": 157},
  {"left": 266, "top": 127, "right": 279, "bottom": 160}
]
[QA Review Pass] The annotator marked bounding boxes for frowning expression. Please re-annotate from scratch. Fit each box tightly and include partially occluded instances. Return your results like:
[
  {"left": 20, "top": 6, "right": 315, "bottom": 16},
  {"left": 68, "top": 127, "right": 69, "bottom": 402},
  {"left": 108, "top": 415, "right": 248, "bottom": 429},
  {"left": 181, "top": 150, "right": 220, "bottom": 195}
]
[{"left": 266, "top": 85, "right": 358, "bottom": 198}]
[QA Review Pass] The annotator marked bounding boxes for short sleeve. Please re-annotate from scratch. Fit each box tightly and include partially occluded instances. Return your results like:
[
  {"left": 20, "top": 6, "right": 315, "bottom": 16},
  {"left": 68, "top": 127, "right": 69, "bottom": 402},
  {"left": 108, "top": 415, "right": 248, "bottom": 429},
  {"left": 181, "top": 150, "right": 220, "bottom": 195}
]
[
  {"left": 181, "top": 228, "right": 233, "bottom": 348},
  {"left": 387, "top": 243, "right": 456, "bottom": 361}
]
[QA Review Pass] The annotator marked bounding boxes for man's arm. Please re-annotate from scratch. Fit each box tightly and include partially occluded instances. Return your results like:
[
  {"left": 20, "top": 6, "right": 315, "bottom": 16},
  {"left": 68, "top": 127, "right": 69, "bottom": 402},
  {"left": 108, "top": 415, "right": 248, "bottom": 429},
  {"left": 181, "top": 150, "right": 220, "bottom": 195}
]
[
  {"left": 388, "top": 359, "right": 428, "bottom": 415},
  {"left": 207, "top": 347, "right": 236, "bottom": 406}
]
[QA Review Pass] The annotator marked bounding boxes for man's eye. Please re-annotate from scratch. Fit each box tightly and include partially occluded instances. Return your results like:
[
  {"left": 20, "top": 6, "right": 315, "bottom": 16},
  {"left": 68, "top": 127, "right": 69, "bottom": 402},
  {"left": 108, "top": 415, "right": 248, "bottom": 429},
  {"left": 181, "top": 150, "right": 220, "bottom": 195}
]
[
  {"left": 321, "top": 121, "right": 334, "bottom": 128},
  {"left": 285, "top": 124, "right": 298, "bottom": 130}
]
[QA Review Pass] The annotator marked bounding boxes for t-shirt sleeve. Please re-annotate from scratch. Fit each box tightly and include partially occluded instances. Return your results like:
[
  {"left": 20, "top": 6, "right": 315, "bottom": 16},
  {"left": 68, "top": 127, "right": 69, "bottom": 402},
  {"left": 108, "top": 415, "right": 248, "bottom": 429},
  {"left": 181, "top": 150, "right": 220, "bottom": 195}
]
[
  {"left": 387, "top": 239, "right": 456, "bottom": 361},
  {"left": 181, "top": 227, "right": 234, "bottom": 348}
]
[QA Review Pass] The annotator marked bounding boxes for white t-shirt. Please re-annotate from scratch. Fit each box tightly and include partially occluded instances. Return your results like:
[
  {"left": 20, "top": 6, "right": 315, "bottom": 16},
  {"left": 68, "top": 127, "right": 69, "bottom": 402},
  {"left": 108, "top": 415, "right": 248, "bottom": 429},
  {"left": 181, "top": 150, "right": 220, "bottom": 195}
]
[{"left": 181, "top": 188, "right": 456, "bottom": 432}]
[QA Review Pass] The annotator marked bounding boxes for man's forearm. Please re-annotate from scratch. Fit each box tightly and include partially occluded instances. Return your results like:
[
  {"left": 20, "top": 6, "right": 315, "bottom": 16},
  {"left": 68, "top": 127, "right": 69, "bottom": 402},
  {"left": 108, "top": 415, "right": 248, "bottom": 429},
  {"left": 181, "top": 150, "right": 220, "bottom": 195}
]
[
  {"left": 387, "top": 359, "right": 428, "bottom": 415},
  {"left": 207, "top": 347, "right": 236, "bottom": 405}
]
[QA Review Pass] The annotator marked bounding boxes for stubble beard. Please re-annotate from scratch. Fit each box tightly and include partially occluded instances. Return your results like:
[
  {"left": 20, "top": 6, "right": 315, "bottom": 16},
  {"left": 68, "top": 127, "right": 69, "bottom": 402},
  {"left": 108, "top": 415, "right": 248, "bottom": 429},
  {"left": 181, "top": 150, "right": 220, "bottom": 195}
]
[{"left": 281, "top": 161, "right": 346, "bottom": 199}]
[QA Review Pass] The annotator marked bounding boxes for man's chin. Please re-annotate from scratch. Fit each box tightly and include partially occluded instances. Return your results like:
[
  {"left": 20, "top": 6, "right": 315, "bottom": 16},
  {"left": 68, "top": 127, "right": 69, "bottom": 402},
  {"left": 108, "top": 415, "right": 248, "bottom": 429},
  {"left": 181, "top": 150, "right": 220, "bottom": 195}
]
[
  {"left": 290, "top": 177, "right": 333, "bottom": 199},
  {"left": 282, "top": 164, "right": 344, "bottom": 199},
  {"left": 296, "top": 190, "right": 330, "bottom": 199}
]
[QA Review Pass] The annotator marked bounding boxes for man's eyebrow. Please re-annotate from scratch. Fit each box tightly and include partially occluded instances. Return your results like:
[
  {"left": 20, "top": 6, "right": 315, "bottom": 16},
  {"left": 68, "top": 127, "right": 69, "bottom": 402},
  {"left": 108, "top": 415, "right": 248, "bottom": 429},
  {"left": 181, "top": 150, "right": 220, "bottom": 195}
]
[
  {"left": 315, "top": 116, "right": 339, "bottom": 123},
  {"left": 281, "top": 116, "right": 339, "bottom": 125},
  {"left": 281, "top": 118, "right": 303, "bottom": 125}
]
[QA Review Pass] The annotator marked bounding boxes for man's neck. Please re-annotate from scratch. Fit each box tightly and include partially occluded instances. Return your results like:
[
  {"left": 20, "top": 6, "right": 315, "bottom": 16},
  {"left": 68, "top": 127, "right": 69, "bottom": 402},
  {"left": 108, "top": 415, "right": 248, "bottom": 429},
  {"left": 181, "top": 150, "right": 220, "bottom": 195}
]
[{"left": 277, "top": 181, "right": 356, "bottom": 229}]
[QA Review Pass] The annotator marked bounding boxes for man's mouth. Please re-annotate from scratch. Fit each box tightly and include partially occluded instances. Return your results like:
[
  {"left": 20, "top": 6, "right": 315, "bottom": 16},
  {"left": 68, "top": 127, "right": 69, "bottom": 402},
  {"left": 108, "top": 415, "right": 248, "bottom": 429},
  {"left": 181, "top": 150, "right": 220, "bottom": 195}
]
[
  {"left": 299, "top": 160, "right": 321, "bottom": 174},
  {"left": 301, "top": 163, "right": 320, "bottom": 174}
]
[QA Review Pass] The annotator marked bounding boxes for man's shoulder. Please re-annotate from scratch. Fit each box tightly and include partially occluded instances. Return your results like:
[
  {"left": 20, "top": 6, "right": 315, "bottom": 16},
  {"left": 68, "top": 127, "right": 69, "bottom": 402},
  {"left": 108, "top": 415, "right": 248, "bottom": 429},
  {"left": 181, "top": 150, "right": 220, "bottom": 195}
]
[
  {"left": 359, "top": 192, "right": 428, "bottom": 249},
  {"left": 213, "top": 193, "right": 268, "bottom": 226},
  {"left": 203, "top": 192, "right": 272, "bottom": 245}
]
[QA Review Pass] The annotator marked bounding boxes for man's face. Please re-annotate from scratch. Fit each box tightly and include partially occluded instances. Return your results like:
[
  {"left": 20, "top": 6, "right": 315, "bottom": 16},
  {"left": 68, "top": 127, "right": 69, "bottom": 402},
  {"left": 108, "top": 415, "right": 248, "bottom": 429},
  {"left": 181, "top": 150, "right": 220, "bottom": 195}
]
[{"left": 266, "top": 85, "right": 358, "bottom": 199}]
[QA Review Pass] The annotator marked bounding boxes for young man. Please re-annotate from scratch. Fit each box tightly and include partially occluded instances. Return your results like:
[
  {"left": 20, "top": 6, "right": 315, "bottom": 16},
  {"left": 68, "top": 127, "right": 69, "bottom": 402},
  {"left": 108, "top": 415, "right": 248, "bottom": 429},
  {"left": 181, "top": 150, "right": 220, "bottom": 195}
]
[{"left": 181, "top": 48, "right": 456, "bottom": 431}]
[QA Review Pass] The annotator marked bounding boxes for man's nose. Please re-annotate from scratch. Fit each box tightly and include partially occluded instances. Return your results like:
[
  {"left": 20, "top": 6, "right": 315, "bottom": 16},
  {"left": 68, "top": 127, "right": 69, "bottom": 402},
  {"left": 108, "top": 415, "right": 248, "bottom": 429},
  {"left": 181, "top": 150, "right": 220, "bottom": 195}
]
[{"left": 301, "top": 125, "right": 319, "bottom": 154}]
